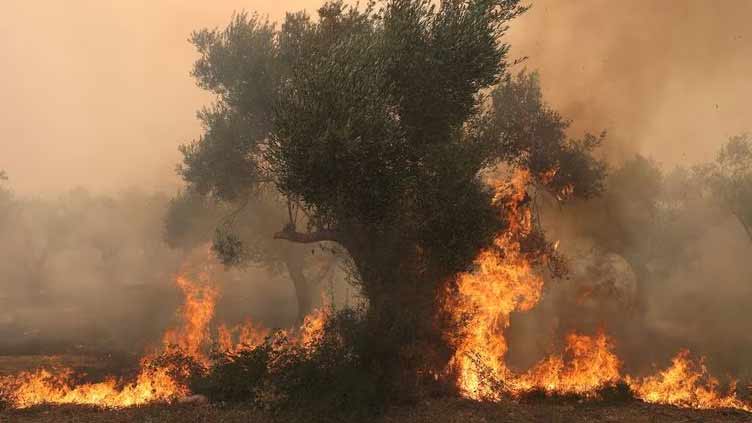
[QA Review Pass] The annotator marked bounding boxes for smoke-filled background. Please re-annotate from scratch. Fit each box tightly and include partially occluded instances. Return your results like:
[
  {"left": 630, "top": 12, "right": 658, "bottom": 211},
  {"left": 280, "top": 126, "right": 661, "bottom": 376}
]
[{"left": 1, "top": 0, "right": 750, "bottom": 378}]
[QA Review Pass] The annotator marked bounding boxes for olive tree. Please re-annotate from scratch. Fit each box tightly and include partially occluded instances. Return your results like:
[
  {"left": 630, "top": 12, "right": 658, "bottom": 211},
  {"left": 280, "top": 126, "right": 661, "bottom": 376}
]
[{"left": 179, "top": 0, "right": 605, "bottom": 392}]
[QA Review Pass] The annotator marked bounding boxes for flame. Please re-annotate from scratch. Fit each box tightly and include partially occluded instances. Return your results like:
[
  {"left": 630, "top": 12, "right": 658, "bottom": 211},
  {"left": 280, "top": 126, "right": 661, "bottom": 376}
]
[
  {"left": 628, "top": 350, "right": 751, "bottom": 412},
  {"left": 2, "top": 170, "right": 750, "bottom": 413},
  {"left": 444, "top": 169, "right": 546, "bottom": 399},
  {"left": 298, "top": 307, "right": 327, "bottom": 348},
  {"left": 217, "top": 320, "right": 270, "bottom": 355},
  {"left": 2, "top": 365, "right": 188, "bottom": 409},
  {"left": 0, "top": 275, "right": 212, "bottom": 408},
  {"left": 0, "top": 253, "right": 220, "bottom": 409},
  {"left": 517, "top": 331, "right": 621, "bottom": 396},
  {"left": 0, "top": 250, "right": 331, "bottom": 411},
  {"left": 161, "top": 274, "right": 218, "bottom": 365},
  {"left": 443, "top": 168, "right": 752, "bottom": 412}
]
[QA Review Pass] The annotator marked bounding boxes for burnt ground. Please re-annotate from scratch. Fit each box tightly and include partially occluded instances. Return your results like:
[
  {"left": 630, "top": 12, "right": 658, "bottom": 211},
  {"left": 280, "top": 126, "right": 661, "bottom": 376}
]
[
  {"left": 1, "top": 398, "right": 752, "bottom": 423},
  {"left": 1, "top": 354, "right": 752, "bottom": 422}
]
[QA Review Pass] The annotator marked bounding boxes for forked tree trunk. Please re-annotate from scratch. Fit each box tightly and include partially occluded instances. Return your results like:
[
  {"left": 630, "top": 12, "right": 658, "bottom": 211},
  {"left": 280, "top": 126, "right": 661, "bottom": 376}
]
[{"left": 283, "top": 252, "right": 314, "bottom": 323}]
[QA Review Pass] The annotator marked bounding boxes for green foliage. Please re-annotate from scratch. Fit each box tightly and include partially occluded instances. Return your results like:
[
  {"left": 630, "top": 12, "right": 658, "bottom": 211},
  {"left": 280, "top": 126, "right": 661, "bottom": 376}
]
[
  {"left": 695, "top": 133, "right": 752, "bottom": 241},
  {"left": 193, "top": 343, "right": 272, "bottom": 404},
  {"left": 212, "top": 229, "right": 248, "bottom": 267},
  {"left": 180, "top": 13, "right": 279, "bottom": 201},
  {"left": 480, "top": 71, "right": 607, "bottom": 199},
  {"left": 267, "top": 0, "right": 528, "bottom": 231},
  {"left": 180, "top": 0, "right": 606, "bottom": 401},
  {"left": 270, "top": 309, "right": 384, "bottom": 416}
]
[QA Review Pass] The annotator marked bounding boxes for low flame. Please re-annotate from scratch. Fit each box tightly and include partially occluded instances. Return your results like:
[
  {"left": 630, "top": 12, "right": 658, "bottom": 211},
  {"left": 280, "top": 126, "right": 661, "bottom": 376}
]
[
  {"left": 217, "top": 320, "right": 270, "bottom": 355},
  {"left": 628, "top": 350, "right": 751, "bottom": 412},
  {"left": 0, "top": 270, "right": 216, "bottom": 408},
  {"left": 2, "top": 366, "right": 188, "bottom": 409},
  {"left": 1, "top": 171, "right": 750, "bottom": 412},
  {"left": 0, "top": 250, "right": 330, "bottom": 409},
  {"left": 517, "top": 331, "right": 621, "bottom": 396}
]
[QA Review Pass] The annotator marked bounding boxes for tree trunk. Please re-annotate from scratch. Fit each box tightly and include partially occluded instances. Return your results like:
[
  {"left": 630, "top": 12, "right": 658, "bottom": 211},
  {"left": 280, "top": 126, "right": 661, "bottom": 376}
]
[
  {"left": 283, "top": 252, "right": 313, "bottom": 323},
  {"left": 276, "top": 226, "right": 453, "bottom": 398}
]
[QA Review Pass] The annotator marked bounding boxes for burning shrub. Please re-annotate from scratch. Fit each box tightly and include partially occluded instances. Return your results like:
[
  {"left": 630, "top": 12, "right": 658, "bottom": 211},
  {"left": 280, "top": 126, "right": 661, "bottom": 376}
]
[
  {"left": 193, "top": 308, "right": 384, "bottom": 420},
  {"left": 191, "top": 342, "right": 273, "bottom": 403},
  {"left": 597, "top": 382, "right": 636, "bottom": 404},
  {"left": 143, "top": 350, "right": 208, "bottom": 391},
  {"left": 272, "top": 309, "right": 383, "bottom": 414}
]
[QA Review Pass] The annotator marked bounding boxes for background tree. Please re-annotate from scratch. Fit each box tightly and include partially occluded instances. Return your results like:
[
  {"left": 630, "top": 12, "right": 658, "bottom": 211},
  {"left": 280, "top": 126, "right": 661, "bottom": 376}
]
[
  {"left": 180, "top": 0, "right": 605, "bottom": 395},
  {"left": 164, "top": 189, "right": 339, "bottom": 322},
  {"left": 695, "top": 133, "right": 752, "bottom": 242}
]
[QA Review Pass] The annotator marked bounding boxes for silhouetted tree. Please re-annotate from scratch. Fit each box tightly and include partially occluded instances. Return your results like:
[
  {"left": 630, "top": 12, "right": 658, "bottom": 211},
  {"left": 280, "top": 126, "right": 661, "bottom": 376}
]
[{"left": 695, "top": 134, "right": 752, "bottom": 242}]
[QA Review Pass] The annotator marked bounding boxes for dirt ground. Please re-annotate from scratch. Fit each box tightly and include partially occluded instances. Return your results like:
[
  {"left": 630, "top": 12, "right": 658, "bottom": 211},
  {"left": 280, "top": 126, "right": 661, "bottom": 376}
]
[
  {"left": 2, "top": 354, "right": 751, "bottom": 422},
  {"left": 2, "top": 398, "right": 752, "bottom": 423}
]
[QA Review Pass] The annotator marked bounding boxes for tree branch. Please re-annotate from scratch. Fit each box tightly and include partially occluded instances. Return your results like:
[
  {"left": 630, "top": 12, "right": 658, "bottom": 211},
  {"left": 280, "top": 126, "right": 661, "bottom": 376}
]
[{"left": 273, "top": 228, "right": 339, "bottom": 244}]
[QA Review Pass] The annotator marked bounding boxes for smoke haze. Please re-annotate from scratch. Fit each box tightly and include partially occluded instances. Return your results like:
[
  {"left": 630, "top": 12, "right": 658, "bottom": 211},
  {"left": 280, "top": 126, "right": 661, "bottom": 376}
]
[
  {"left": 1, "top": 0, "right": 750, "bottom": 381},
  {"left": 506, "top": 0, "right": 752, "bottom": 164},
  {"left": 2, "top": 1, "right": 751, "bottom": 193}
]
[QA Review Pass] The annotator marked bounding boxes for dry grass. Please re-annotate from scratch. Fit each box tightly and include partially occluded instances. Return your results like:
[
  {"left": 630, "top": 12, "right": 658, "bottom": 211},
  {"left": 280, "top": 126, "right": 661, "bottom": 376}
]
[
  {"left": 1, "top": 397, "right": 752, "bottom": 423},
  {"left": 2, "top": 354, "right": 751, "bottom": 422}
]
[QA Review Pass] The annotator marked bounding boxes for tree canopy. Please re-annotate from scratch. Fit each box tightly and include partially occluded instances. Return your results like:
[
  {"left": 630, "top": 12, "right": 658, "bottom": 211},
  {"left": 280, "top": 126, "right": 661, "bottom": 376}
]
[
  {"left": 178, "top": 0, "right": 606, "bottom": 396},
  {"left": 695, "top": 133, "right": 752, "bottom": 242}
]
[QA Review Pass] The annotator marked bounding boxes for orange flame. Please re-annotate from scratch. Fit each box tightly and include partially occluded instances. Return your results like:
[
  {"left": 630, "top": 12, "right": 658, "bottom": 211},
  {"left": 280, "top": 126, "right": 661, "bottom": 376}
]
[
  {"left": 628, "top": 350, "right": 751, "bottom": 412},
  {"left": 161, "top": 274, "right": 218, "bottom": 366},
  {"left": 517, "top": 331, "right": 621, "bottom": 396},
  {"left": 0, "top": 253, "right": 220, "bottom": 409},
  {"left": 298, "top": 307, "right": 328, "bottom": 348},
  {"left": 2, "top": 365, "right": 188, "bottom": 409},
  {"left": 443, "top": 168, "right": 752, "bottom": 412},
  {"left": 445, "top": 169, "right": 546, "bottom": 399},
  {"left": 217, "top": 320, "right": 271, "bottom": 355}
]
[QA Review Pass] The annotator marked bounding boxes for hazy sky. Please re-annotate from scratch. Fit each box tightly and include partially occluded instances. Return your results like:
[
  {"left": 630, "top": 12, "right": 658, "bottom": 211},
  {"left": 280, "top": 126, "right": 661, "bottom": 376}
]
[{"left": 1, "top": 1, "right": 750, "bottom": 194}]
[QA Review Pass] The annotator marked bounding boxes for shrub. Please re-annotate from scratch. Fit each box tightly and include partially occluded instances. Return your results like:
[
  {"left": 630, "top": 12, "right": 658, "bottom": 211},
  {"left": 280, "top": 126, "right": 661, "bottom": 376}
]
[
  {"left": 597, "top": 382, "right": 636, "bottom": 403},
  {"left": 194, "top": 308, "right": 386, "bottom": 421},
  {"left": 191, "top": 343, "right": 272, "bottom": 403}
]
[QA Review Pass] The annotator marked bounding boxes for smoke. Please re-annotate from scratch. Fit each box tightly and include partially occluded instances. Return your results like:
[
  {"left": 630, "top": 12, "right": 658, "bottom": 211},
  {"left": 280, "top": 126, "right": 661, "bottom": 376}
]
[
  {"left": 504, "top": 160, "right": 752, "bottom": 382},
  {"left": 506, "top": 0, "right": 752, "bottom": 165},
  {"left": 449, "top": 0, "right": 752, "bottom": 382},
  {"left": 0, "top": 0, "right": 320, "bottom": 195},
  {"left": 4, "top": 0, "right": 749, "bottom": 191},
  {"left": 0, "top": 187, "right": 306, "bottom": 356},
  {"left": 1, "top": 0, "right": 750, "bottom": 385}
]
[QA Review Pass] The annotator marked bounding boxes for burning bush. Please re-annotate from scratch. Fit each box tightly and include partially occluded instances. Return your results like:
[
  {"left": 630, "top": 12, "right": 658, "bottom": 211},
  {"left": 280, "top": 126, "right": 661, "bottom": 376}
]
[
  {"left": 192, "top": 342, "right": 273, "bottom": 403},
  {"left": 194, "top": 308, "right": 385, "bottom": 420}
]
